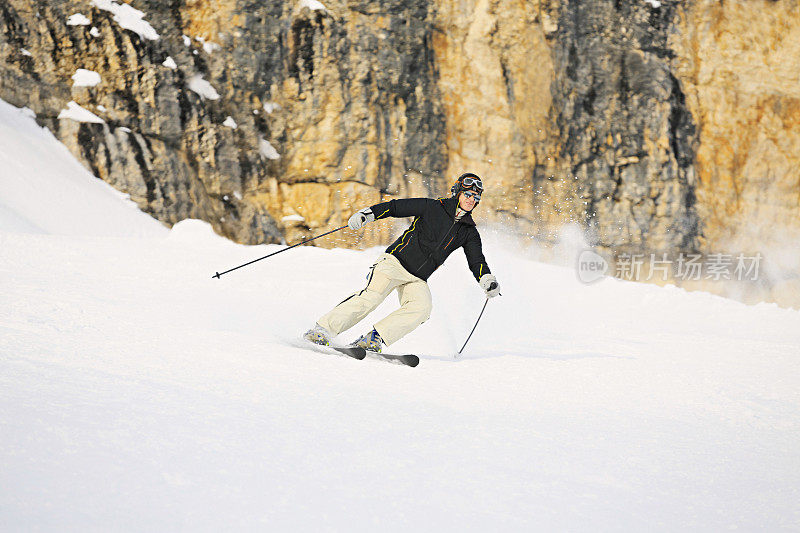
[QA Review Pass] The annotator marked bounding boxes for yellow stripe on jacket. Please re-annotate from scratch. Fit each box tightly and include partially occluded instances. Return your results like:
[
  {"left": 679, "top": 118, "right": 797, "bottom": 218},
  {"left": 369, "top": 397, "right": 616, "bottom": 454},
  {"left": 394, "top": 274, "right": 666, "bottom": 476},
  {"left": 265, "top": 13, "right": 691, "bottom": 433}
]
[{"left": 390, "top": 217, "right": 418, "bottom": 254}]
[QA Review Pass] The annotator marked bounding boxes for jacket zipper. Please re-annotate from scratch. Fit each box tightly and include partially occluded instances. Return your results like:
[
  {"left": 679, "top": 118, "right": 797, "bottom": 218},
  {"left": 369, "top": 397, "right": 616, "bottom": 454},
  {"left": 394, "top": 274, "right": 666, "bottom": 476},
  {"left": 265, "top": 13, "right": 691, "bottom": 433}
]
[{"left": 416, "top": 220, "right": 457, "bottom": 274}]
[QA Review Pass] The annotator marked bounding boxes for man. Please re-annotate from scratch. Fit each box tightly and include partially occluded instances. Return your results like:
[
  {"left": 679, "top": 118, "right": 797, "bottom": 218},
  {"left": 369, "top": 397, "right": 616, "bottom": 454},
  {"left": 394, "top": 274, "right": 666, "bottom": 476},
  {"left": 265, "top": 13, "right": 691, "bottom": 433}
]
[{"left": 303, "top": 173, "right": 500, "bottom": 352}]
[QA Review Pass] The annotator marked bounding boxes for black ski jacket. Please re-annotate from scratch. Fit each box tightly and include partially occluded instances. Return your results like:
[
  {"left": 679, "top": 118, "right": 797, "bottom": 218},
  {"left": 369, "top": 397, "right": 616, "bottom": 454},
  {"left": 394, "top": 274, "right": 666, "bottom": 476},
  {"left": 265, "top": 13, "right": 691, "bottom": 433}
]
[{"left": 369, "top": 195, "right": 491, "bottom": 282}]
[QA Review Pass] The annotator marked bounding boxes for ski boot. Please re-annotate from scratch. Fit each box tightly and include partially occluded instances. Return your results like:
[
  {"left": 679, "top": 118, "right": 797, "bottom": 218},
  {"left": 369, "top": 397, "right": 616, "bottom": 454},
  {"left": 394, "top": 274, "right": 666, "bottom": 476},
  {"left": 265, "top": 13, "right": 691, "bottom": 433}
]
[
  {"left": 350, "top": 328, "right": 384, "bottom": 352},
  {"left": 303, "top": 324, "right": 332, "bottom": 346}
]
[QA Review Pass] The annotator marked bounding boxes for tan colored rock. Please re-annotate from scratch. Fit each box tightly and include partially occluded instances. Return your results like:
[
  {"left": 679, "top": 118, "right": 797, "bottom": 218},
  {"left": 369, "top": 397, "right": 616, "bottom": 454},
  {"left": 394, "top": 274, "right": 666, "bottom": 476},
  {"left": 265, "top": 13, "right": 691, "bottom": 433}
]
[
  {"left": 671, "top": 0, "right": 800, "bottom": 306},
  {"left": 182, "top": 0, "right": 242, "bottom": 44},
  {"left": 246, "top": 180, "right": 393, "bottom": 249},
  {"left": 432, "top": 0, "right": 553, "bottom": 229}
]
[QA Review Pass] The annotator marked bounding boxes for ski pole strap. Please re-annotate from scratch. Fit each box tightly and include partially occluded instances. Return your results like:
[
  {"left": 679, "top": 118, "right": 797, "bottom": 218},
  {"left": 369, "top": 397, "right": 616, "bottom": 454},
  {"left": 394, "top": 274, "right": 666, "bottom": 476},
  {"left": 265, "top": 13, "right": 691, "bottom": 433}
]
[
  {"left": 458, "top": 297, "right": 489, "bottom": 355},
  {"left": 212, "top": 225, "right": 348, "bottom": 279}
]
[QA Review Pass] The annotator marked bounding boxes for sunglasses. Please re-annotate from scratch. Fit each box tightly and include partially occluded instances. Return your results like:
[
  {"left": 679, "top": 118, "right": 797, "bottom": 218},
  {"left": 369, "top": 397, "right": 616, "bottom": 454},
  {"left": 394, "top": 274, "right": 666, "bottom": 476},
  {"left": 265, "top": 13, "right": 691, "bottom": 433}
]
[
  {"left": 462, "top": 190, "right": 481, "bottom": 201},
  {"left": 461, "top": 177, "right": 483, "bottom": 191}
]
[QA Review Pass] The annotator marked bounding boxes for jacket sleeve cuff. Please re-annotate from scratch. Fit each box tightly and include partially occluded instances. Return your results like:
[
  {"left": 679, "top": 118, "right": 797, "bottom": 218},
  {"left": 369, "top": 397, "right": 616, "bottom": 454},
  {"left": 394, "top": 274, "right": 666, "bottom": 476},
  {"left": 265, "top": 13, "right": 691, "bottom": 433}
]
[{"left": 370, "top": 201, "right": 393, "bottom": 220}]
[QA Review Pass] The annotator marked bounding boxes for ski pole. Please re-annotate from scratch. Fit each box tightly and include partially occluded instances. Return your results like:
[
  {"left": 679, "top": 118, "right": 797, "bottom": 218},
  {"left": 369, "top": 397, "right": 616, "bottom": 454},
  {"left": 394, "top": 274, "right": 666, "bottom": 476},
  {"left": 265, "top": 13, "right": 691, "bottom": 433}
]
[
  {"left": 456, "top": 287, "right": 501, "bottom": 357},
  {"left": 212, "top": 225, "right": 348, "bottom": 279},
  {"left": 457, "top": 297, "right": 490, "bottom": 356}
]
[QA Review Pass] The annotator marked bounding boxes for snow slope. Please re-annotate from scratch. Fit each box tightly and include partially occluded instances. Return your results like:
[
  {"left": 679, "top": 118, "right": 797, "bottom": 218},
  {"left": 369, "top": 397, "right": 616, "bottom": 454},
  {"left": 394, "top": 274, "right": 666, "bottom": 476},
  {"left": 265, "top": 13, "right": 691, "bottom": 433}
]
[
  {"left": 0, "top": 100, "right": 165, "bottom": 237},
  {"left": 1, "top": 99, "right": 799, "bottom": 531}
]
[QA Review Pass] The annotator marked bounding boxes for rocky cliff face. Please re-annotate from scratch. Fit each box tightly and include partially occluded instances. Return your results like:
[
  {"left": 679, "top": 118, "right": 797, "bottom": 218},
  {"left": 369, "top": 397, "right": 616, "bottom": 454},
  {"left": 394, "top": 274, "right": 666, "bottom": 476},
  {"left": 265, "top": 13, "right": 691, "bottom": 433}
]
[
  {"left": 670, "top": 0, "right": 800, "bottom": 305},
  {"left": 432, "top": 0, "right": 704, "bottom": 249},
  {"left": 0, "top": 0, "right": 447, "bottom": 248},
  {"left": 1, "top": 0, "right": 798, "bottom": 305}
]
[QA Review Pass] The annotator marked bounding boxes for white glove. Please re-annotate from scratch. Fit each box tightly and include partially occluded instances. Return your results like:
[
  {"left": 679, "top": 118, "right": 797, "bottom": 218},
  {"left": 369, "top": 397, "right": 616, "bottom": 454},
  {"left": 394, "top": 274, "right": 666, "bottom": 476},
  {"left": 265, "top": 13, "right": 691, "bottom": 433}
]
[
  {"left": 348, "top": 208, "right": 375, "bottom": 230},
  {"left": 479, "top": 274, "right": 500, "bottom": 298}
]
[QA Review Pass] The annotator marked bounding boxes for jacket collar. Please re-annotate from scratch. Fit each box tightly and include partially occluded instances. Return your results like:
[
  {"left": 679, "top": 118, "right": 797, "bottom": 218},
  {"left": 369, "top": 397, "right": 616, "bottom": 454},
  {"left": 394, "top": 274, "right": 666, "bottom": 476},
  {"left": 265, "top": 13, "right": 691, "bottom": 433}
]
[{"left": 438, "top": 196, "right": 476, "bottom": 226}]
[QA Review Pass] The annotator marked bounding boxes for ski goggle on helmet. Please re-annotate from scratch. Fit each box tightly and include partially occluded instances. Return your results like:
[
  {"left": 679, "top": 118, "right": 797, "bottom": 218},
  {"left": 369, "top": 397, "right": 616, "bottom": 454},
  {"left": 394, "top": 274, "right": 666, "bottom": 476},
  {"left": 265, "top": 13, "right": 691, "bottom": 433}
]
[{"left": 450, "top": 173, "right": 483, "bottom": 201}]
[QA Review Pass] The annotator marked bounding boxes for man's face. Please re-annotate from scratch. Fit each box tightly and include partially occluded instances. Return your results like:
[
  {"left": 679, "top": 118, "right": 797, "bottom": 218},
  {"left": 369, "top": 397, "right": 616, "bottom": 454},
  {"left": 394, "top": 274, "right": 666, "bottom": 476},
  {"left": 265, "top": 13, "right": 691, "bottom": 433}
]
[{"left": 458, "top": 190, "right": 480, "bottom": 211}]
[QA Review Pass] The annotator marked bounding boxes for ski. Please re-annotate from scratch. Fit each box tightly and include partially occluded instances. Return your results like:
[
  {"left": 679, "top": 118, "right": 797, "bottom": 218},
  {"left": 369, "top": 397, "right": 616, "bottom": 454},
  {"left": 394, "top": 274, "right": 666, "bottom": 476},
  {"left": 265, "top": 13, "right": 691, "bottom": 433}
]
[
  {"left": 298, "top": 339, "right": 416, "bottom": 366},
  {"left": 365, "top": 351, "right": 420, "bottom": 367},
  {"left": 300, "top": 340, "right": 366, "bottom": 360},
  {"left": 330, "top": 345, "right": 367, "bottom": 360}
]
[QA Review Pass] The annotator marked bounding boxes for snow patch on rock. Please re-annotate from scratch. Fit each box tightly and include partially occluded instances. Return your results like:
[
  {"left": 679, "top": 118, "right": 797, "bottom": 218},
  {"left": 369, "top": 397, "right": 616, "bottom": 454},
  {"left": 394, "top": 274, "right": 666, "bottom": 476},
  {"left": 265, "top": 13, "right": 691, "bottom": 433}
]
[
  {"left": 299, "top": 0, "right": 327, "bottom": 11},
  {"left": 91, "top": 0, "right": 160, "bottom": 41},
  {"left": 195, "top": 36, "right": 221, "bottom": 54},
  {"left": 57, "top": 101, "right": 105, "bottom": 124},
  {"left": 72, "top": 69, "right": 102, "bottom": 87},
  {"left": 259, "top": 138, "right": 280, "bottom": 160},
  {"left": 67, "top": 13, "right": 91, "bottom": 26},
  {"left": 187, "top": 75, "right": 220, "bottom": 100}
]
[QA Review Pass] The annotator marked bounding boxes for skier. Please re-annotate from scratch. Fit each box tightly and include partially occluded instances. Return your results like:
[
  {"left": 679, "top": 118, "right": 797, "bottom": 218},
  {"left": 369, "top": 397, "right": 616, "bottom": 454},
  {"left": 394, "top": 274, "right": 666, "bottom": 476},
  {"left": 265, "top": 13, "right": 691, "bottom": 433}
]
[{"left": 303, "top": 173, "right": 500, "bottom": 352}]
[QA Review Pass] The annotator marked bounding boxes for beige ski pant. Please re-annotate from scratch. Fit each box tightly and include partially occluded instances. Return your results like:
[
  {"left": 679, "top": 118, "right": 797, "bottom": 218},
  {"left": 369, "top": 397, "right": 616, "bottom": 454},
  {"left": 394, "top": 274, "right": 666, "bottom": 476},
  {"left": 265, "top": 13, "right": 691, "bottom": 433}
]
[{"left": 317, "top": 253, "right": 432, "bottom": 346}]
